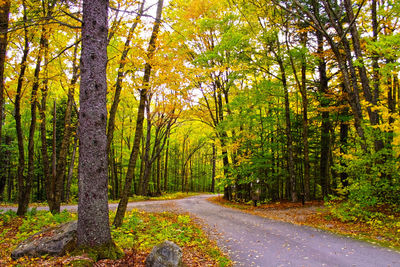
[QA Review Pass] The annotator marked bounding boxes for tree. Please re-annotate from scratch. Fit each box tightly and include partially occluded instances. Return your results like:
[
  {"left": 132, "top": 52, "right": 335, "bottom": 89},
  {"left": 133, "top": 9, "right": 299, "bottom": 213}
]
[
  {"left": 77, "top": 0, "right": 122, "bottom": 259},
  {"left": 15, "top": 0, "right": 31, "bottom": 216},
  {"left": 113, "top": 0, "right": 164, "bottom": 227},
  {"left": 0, "top": 0, "right": 10, "bottom": 146}
]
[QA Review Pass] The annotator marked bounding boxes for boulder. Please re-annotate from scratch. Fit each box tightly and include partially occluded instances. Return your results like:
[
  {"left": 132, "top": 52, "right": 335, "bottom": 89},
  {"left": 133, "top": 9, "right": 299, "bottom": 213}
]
[
  {"left": 11, "top": 220, "right": 77, "bottom": 260},
  {"left": 146, "top": 240, "right": 183, "bottom": 267}
]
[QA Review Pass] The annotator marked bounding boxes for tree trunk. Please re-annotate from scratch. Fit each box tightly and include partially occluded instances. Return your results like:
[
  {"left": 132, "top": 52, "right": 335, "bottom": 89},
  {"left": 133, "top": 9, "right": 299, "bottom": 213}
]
[
  {"left": 163, "top": 139, "right": 169, "bottom": 191},
  {"left": 156, "top": 148, "right": 162, "bottom": 195},
  {"left": 316, "top": 30, "right": 331, "bottom": 198},
  {"left": 77, "top": 0, "right": 114, "bottom": 251},
  {"left": 0, "top": 0, "right": 10, "bottom": 146},
  {"left": 113, "top": 0, "right": 164, "bottom": 228},
  {"left": 40, "top": 51, "right": 52, "bottom": 211},
  {"left": 181, "top": 137, "right": 186, "bottom": 192},
  {"left": 52, "top": 42, "right": 79, "bottom": 213},
  {"left": 340, "top": 107, "right": 350, "bottom": 188},
  {"left": 65, "top": 136, "right": 78, "bottom": 203},
  {"left": 278, "top": 56, "right": 297, "bottom": 202},
  {"left": 299, "top": 32, "right": 310, "bottom": 201},
  {"left": 139, "top": 102, "right": 152, "bottom": 196},
  {"left": 51, "top": 100, "right": 57, "bottom": 201},
  {"left": 0, "top": 136, "right": 11, "bottom": 200},
  {"left": 26, "top": 24, "right": 47, "bottom": 215},
  {"left": 211, "top": 142, "right": 216, "bottom": 193},
  {"left": 106, "top": 1, "right": 145, "bottom": 187},
  {"left": 15, "top": 2, "right": 30, "bottom": 216}
]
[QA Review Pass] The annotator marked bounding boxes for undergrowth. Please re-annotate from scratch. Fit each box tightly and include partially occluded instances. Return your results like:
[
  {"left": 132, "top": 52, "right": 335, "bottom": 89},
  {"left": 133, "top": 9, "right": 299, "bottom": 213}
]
[{"left": 0, "top": 208, "right": 230, "bottom": 266}]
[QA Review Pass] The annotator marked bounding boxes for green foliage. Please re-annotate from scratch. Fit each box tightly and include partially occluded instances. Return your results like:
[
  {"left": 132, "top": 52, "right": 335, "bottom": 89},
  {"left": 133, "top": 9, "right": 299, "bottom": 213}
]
[
  {"left": 111, "top": 209, "right": 228, "bottom": 264},
  {"left": 0, "top": 209, "right": 17, "bottom": 224},
  {"left": 17, "top": 210, "right": 76, "bottom": 242}
]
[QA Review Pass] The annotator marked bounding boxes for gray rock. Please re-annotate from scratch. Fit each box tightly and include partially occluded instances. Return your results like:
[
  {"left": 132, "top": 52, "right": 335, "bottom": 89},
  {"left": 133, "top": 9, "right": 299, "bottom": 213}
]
[
  {"left": 11, "top": 220, "right": 77, "bottom": 260},
  {"left": 146, "top": 240, "right": 183, "bottom": 267}
]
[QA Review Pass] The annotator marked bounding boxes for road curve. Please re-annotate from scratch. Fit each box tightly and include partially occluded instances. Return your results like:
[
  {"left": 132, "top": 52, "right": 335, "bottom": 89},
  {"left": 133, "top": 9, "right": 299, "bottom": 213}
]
[{"left": 2, "top": 195, "right": 400, "bottom": 266}]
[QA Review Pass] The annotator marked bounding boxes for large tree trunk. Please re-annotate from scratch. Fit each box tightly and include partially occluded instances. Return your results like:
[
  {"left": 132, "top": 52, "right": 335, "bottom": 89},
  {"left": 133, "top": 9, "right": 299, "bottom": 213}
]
[
  {"left": 77, "top": 0, "right": 115, "bottom": 253},
  {"left": 0, "top": 0, "right": 10, "bottom": 146},
  {"left": 113, "top": 0, "right": 164, "bottom": 228}
]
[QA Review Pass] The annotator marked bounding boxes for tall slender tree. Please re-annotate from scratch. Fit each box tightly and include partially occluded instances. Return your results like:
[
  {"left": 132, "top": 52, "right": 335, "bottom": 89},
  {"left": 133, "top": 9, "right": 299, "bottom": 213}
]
[
  {"left": 113, "top": 0, "right": 164, "bottom": 227},
  {"left": 0, "top": 0, "right": 10, "bottom": 146}
]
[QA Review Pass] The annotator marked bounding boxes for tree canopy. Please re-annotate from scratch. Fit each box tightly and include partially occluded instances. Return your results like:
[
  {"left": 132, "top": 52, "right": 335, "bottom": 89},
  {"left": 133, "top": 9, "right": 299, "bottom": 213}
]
[{"left": 0, "top": 0, "right": 399, "bottom": 227}]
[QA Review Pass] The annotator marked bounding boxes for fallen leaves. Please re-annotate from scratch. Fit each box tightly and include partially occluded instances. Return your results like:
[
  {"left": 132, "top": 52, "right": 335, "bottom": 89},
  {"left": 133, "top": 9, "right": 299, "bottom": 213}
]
[{"left": 0, "top": 208, "right": 231, "bottom": 266}]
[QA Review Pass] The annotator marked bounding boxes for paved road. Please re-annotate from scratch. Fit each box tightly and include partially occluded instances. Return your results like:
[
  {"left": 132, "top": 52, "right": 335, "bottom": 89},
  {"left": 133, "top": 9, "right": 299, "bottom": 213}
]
[{"left": 2, "top": 195, "right": 400, "bottom": 266}]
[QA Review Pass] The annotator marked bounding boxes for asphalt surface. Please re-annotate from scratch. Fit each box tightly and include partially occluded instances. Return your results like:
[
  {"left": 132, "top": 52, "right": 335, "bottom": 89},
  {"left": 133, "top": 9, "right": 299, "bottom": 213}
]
[{"left": 3, "top": 194, "right": 400, "bottom": 266}]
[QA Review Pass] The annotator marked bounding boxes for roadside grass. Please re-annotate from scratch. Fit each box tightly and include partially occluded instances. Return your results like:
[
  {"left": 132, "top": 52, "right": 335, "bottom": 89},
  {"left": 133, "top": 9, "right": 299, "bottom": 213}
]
[
  {"left": 210, "top": 196, "right": 400, "bottom": 251},
  {"left": 0, "top": 192, "right": 201, "bottom": 208},
  {"left": 0, "top": 207, "right": 230, "bottom": 266}
]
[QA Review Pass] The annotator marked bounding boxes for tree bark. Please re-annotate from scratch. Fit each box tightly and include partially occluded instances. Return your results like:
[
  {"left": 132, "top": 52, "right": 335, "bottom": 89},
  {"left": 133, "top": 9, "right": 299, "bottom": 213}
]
[
  {"left": 77, "top": 0, "right": 113, "bottom": 249},
  {"left": 0, "top": 0, "right": 10, "bottom": 146},
  {"left": 15, "top": 1, "right": 30, "bottom": 216}
]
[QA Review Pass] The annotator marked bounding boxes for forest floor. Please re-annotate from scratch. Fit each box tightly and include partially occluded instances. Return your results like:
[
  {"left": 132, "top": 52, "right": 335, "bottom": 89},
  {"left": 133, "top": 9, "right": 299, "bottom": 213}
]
[
  {"left": 0, "top": 194, "right": 230, "bottom": 267},
  {"left": 209, "top": 196, "right": 400, "bottom": 251},
  {"left": 0, "top": 211, "right": 229, "bottom": 266}
]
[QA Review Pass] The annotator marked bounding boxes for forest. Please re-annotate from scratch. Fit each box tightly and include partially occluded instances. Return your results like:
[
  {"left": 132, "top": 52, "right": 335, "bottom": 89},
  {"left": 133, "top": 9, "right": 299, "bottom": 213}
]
[{"left": 0, "top": 0, "right": 399, "bottom": 229}]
